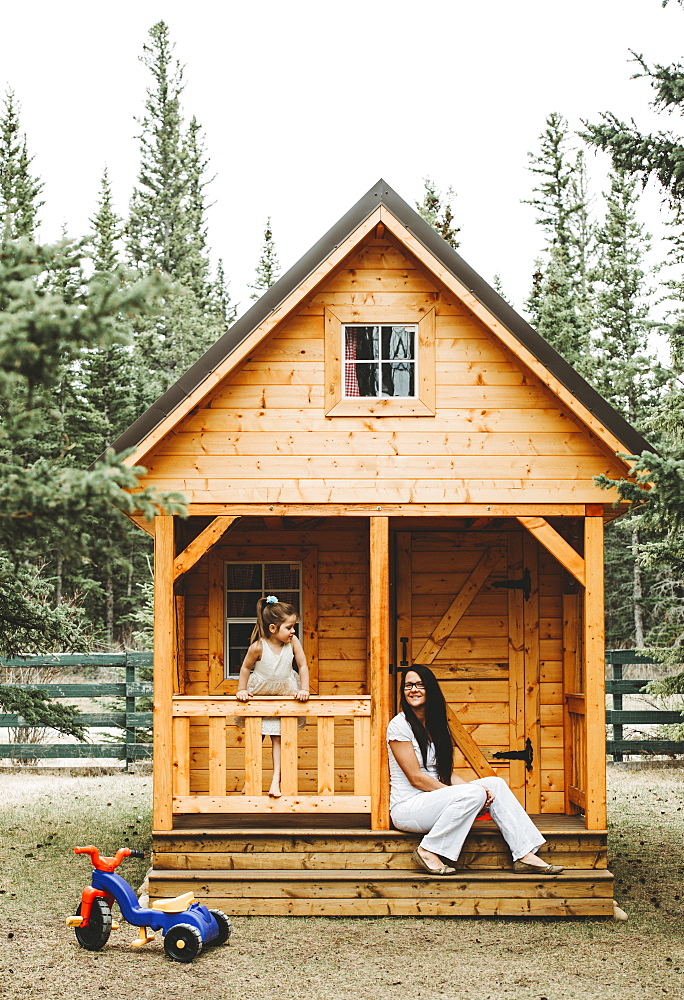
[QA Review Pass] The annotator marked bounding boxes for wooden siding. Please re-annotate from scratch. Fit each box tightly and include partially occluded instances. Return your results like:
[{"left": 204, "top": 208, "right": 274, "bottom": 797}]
[{"left": 137, "top": 233, "right": 628, "bottom": 505}]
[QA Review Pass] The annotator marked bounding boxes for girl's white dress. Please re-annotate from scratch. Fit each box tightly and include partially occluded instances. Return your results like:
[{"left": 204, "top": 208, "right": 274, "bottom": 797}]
[{"left": 238, "top": 639, "right": 305, "bottom": 735}]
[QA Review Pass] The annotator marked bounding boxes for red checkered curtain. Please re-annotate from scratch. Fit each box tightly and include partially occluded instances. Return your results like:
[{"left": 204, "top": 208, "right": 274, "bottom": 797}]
[{"left": 344, "top": 329, "right": 360, "bottom": 396}]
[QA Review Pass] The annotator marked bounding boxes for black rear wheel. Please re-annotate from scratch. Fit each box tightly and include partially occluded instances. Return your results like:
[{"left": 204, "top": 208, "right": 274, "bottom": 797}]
[
  {"left": 164, "top": 924, "right": 202, "bottom": 963},
  {"left": 74, "top": 898, "right": 112, "bottom": 951},
  {"left": 206, "top": 909, "right": 231, "bottom": 946}
]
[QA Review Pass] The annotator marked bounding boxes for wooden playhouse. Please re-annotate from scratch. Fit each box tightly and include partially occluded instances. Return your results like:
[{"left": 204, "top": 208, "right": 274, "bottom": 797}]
[{"left": 114, "top": 180, "right": 648, "bottom": 917}]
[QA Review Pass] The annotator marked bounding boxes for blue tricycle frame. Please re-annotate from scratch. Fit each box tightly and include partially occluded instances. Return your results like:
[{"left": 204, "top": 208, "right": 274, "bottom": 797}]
[{"left": 67, "top": 846, "right": 231, "bottom": 962}]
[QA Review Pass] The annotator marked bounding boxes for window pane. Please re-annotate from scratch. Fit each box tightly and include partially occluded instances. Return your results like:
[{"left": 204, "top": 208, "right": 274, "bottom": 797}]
[
  {"left": 264, "top": 564, "right": 300, "bottom": 591},
  {"left": 227, "top": 622, "right": 254, "bottom": 676},
  {"left": 353, "top": 326, "right": 379, "bottom": 360},
  {"left": 276, "top": 591, "right": 300, "bottom": 614},
  {"left": 354, "top": 362, "right": 379, "bottom": 397},
  {"left": 382, "top": 361, "right": 415, "bottom": 397},
  {"left": 227, "top": 591, "right": 261, "bottom": 617},
  {"left": 382, "top": 326, "right": 414, "bottom": 361},
  {"left": 228, "top": 564, "right": 261, "bottom": 589}
]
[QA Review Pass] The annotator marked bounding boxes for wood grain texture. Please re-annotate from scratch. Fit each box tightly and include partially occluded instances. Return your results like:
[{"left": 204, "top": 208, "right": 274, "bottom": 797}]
[
  {"left": 369, "top": 517, "right": 391, "bottom": 829},
  {"left": 516, "top": 516, "right": 585, "bottom": 586},
  {"left": 173, "top": 516, "right": 239, "bottom": 580},
  {"left": 523, "top": 532, "right": 541, "bottom": 814},
  {"left": 153, "top": 515, "right": 175, "bottom": 831},
  {"left": 413, "top": 547, "right": 505, "bottom": 663},
  {"left": 584, "top": 513, "right": 607, "bottom": 831},
  {"left": 507, "top": 531, "right": 526, "bottom": 805}
]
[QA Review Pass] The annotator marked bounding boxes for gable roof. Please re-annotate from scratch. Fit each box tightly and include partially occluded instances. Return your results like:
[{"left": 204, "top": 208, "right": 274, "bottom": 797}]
[{"left": 112, "top": 179, "right": 652, "bottom": 462}]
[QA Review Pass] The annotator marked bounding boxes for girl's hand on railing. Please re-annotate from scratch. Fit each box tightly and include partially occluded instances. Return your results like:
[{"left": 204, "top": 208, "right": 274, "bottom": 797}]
[
  {"left": 295, "top": 689, "right": 310, "bottom": 702},
  {"left": 235, "top": 689, "right": 251, "bottom": 702}
]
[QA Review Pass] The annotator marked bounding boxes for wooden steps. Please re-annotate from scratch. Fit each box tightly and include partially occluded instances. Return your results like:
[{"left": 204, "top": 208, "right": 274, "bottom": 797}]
[{"left": 151, "top": 815, "right": 614, "bottom": 917}]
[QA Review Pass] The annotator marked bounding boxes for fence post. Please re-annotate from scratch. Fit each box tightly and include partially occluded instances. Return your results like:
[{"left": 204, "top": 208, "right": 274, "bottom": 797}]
[
  {"left": 125, "top": 653, "right": 136, "bottom": 772},
  {"left": 612, "top": 656, "right": 623, "bottom": 763}
]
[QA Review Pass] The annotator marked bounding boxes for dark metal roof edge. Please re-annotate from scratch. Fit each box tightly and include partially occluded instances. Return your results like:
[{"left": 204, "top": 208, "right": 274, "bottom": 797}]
[{"left": 112, "top": 178, "right": 653, "bottom": 461}]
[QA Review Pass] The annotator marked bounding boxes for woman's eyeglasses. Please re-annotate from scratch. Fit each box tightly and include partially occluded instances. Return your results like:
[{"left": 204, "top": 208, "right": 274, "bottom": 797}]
[{"left": 404, "top": 682, "right": 425, "bottom": 692}]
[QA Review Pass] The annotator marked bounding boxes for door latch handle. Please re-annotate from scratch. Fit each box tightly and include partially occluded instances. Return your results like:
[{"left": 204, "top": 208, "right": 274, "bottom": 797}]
[{"left": 400, "top": 637, "right": 409, "bottom": 667}]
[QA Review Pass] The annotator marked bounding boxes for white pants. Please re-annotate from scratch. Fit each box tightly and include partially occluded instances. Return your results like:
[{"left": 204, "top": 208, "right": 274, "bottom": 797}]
[{"left": 390, "top": 776, "right": 545, "bottom": 863}]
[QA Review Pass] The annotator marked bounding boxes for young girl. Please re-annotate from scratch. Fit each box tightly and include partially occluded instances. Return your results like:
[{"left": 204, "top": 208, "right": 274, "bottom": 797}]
[{"left": 236, "top": 596, "right": 309, "bottom": 798}]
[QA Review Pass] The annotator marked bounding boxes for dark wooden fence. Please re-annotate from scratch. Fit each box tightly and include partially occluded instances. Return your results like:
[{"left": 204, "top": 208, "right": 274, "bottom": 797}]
[
  {"left": 2, "top": 650, "right": 683, "bottom": 766},
  {"left": 606, "top": 649, "right": 684, "bottom": 762},
  {"left": 0, "top": 653, "right": 152, "bottom": 767}
]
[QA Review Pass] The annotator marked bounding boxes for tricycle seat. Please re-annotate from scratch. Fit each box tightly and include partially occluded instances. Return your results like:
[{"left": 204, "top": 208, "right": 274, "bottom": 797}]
[{"left": 150, "top": 891, "right": 195, "bottom": 913}]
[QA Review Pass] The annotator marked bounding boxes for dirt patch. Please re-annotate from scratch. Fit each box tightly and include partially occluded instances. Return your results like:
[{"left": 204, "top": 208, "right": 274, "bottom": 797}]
[{"left": 0, "top": 770, "right": 683, "bottom": 999}]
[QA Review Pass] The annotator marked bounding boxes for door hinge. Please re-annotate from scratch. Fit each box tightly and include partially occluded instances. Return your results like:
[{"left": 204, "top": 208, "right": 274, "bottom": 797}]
[
  {"left": 491, "top": 737, "right": 534, "bottom": 771},
  {"left": 492, "top": 567, "right": 532, "bottom": 601}
]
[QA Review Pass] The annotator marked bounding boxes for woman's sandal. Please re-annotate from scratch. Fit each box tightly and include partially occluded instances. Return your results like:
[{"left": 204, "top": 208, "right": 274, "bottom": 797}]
[
  {"left": 512, "top": 860, "right": 564, "bottom": 875},
  {"left": 411, "top": 849, "right": 456, "bottom": 876}
]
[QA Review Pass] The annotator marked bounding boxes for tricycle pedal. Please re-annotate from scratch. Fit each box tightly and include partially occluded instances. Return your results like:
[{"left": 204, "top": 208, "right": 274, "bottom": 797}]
[
  {"left": 131, "top": 926, "right": 155, "bottom": 948},
  {"left": 66, "top": 916, "right": 83, "bottom": 927}
]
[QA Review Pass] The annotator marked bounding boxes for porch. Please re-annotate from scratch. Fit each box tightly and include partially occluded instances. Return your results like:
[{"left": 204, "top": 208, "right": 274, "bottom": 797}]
[{"left": 153, "top": 508, "right": 605, "bottom": 834}]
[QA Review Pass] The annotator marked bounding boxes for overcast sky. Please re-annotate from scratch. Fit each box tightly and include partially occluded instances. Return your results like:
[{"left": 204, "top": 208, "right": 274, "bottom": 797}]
[{"left": 2, "top": 0, "right": 682, "bottom": 316}]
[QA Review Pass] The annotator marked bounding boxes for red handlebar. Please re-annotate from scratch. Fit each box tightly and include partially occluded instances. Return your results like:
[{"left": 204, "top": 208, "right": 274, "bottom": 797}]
[{"left": 74, "top": 846, "right": 132, "bottom": 872}]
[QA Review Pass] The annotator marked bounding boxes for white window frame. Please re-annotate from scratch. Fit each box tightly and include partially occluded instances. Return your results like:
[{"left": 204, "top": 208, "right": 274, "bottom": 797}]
[{"left": 342, "top": 323, "right": 418, "bottom": 400}]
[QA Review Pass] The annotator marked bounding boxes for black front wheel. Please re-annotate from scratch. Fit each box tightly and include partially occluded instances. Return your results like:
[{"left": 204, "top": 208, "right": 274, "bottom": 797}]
[
  {"left": 164, "top": 924, "right": 202, "bottom": 963},
  {"left": 206, "top": 909, "right": 231, "bottom": 946},
  {"left": 74, "top": 898, "right": 112, "bottom": 951}
]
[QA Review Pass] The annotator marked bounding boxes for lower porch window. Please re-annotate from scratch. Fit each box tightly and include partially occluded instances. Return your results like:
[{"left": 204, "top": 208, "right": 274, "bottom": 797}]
[{"left": 224, "top": 561, "right": 302, "bottom": 678}]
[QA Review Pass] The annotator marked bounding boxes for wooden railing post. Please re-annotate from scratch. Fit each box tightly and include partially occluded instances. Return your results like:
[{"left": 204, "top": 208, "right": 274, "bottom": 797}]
[
  {"left": 153, "top": 515, "right": 175, "bottom": 831},
  {"left": 370, "top": 516, "right": 391, "bottom": 830},
  {"left": 584, "top": 510, "right": 606, "bottom": 830}
]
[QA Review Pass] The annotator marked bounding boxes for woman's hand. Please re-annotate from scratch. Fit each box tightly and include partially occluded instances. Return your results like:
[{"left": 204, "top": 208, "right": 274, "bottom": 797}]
[
  {"left": 295, "top": 689, "right": 310, "bottom": 702},
  {"left": 482, "top": 787, "right": 495, "bottom": 807},
  {"left": 235, "top": 689, "right": 251, "bottom": 702}
]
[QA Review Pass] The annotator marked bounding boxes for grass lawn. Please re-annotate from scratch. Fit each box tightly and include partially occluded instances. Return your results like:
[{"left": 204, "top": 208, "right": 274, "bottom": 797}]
[{"left": 0, "top": 766, "right": 682, "bottom": 1000}]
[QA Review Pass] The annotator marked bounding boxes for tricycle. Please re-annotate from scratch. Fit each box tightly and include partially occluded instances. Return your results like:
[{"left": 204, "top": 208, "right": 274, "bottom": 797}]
[{"left": 66, "top": 846, "right": 231, "bottom": 962}]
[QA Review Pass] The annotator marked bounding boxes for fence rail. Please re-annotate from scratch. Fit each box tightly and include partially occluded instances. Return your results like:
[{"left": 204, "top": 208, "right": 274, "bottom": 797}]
[
  {"left": 0, "top": 653, "right": 152, "bottom": 767},
  {"left": 606, "top": 650, "right": 684, "bottom": 761}
]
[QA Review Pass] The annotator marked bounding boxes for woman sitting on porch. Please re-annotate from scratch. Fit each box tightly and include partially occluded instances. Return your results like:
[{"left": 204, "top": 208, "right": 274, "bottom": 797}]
[{"left": 387, "top": 665, "right": 564, "bottom": 876}]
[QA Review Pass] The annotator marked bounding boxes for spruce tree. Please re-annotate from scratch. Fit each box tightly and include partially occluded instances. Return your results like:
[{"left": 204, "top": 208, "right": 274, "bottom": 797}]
[
  {"left": 0, "top": 89, "right": 43, "bottom": 238},
  {"left": 416, "top": 178, "right": 461, "bottom": 249},
  {"left": 0, "top": 233, "right": 185, "bottom": 657},
  {"left": 127, "top": 21, "right": 232, "bottom": 402},
  {"left": 592, "top": 167, "right": 668, "bottom": 647},
  {"left": 250, "top": 217, "right": 281, "bottom": 299},
  {"left": 523, "top": 114, "right": 592, "bottom": 373},
  {"left": 583, "top": 10, "right": 684, "bottom": 585}
]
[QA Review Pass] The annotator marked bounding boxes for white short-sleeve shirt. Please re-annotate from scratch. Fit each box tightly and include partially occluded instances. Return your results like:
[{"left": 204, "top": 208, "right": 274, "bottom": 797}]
[{"left": 386, "top": 712, "right": 439, "bottom": 811}]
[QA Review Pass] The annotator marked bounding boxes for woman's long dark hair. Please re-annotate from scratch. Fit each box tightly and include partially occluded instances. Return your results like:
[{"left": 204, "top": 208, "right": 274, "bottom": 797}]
[{"left": 400, "top": 664, "right": 454, "bottom": 784}]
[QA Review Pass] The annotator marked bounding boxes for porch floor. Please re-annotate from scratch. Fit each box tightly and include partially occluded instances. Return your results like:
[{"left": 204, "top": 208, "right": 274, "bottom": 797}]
[{"left": 151, "top": 815, "right": 614, "bottom": 918}]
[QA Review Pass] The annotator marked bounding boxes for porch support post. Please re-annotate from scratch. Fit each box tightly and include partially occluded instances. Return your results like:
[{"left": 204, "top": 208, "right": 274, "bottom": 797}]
[
  {"left": 584, "top": 509, "right": 606, "bottom": 831},
  {"left": 153, "top": 515, "right": 175, "bottom": 832},
  {"left": 370, "top": 516, "right": 391, "bottom": 830}
]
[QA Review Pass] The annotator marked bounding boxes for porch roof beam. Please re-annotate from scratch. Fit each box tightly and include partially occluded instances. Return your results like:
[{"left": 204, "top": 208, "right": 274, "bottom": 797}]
[
  {"left": 182, "top": 503, "right": 596, "bottom": 517},
  {"left": 516, "top": 516, "right": 585, "bottom": 587},
  {"left": 173, "top": 515, "right": 240, "bottom": 581}
]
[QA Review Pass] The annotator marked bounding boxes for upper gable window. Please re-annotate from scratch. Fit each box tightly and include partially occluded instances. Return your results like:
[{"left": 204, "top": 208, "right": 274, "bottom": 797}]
[
  {"left": 344, "top": 325, "right": 416, "bottom": 398},
  {"left": 324, "top": 307, "right": 435, "bottom": 417}
]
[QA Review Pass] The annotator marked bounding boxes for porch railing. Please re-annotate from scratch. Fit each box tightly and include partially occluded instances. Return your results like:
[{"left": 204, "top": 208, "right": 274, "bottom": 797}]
[
  {"left": 171, "top": 695, "right": 371, "bottom": 815},
  {"left": 565, "top": 693, "right": 586, "bottom": 811}
]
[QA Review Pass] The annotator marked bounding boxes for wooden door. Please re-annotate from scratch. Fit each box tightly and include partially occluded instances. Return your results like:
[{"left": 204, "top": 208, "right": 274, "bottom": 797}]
[{"left": 396, "top": 528, "right": 560, "bottom": 811}]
